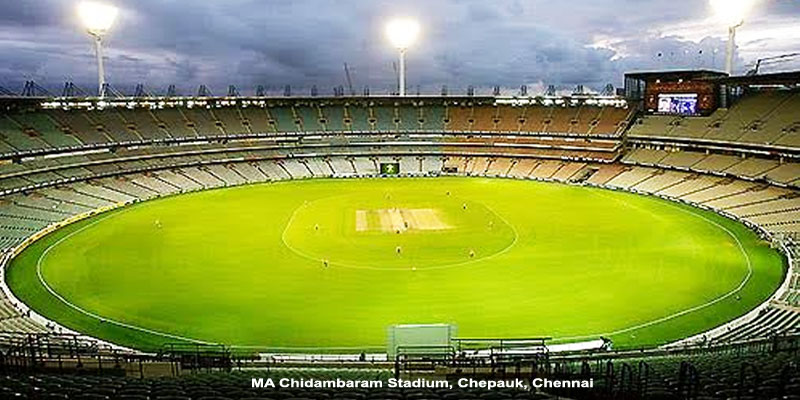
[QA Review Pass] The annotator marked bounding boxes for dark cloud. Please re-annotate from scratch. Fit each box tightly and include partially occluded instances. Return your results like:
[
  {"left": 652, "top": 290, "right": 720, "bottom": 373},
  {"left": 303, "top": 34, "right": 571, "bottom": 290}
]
[
  {"left": 0, "top": 0, "right": 797, "bottom": 95},
  {"left": 0, "top": 0, "right": 66, "bottom": 27}
]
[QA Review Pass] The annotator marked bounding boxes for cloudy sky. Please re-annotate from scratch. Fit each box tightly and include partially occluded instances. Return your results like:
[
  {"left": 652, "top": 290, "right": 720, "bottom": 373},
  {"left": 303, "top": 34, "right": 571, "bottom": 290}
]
[{"left": 0, "top": 0, "right": 798, "bottom": 95}]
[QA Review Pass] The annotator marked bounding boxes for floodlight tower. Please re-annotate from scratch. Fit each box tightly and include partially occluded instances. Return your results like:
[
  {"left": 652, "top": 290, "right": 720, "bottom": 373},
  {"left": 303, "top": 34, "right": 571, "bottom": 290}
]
[
  {"left": 386, "top": 18, "right": 420, "bottom": 96},
  {"left": 78, "top": 1, "right": 118, "bottom": 98},
  {"left": 710, "top": 0, "right": 757, "bottom": 75}
]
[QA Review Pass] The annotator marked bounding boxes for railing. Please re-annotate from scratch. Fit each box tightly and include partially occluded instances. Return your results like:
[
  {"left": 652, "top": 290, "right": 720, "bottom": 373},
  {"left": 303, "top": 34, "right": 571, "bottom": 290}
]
[
  {"left": 540, "top": 334, "right": 800, "bottom": 400},
  {"left": 159, "top": 342, "right": 235, "bottom": 373},
  {"left": 0, "top": 127, "right": 626, "bottom": 161},
  {"left": 0, "top": 331, "right": 145, "bottom": 376},
  {"left": 0, "top": 333, "right": 241, "bottom": 377},
  {"left": 395, "top": 334, "right": 800, "bottom": 399}
]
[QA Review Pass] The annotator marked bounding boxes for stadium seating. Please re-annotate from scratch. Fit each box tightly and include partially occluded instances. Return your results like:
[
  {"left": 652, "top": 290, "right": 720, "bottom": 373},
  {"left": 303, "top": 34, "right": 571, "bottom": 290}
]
[
  {"left": 630, "top": 89, "right": 800, "bottom": 147},
  {"left": 0, "top": 336, "right": 796, "bottom": 400},
  {"left": 0, "top": 96, "right": 798, "bottom": 394},
  {"left": 546, "top": 336, "right": 800, "bottom": 400},
  {"left": 712, "top": 307, "right": 799, "bottom": 342}
]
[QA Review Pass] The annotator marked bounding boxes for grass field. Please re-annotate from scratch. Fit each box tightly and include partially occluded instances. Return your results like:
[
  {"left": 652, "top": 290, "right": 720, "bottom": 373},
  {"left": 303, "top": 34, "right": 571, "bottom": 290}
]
[{"left": 5, "top": 177, "right": 785, "bottom": 352}]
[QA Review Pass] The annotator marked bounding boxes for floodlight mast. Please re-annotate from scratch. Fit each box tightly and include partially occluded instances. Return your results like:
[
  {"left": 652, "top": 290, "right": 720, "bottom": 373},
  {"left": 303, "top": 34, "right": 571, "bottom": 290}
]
[
  {"left": 78, "top": 2, "right": 118, "bottom": 98},
  {"left": 386, "top": 18, "right": 420, "bottom": 96},
  {"left": 399, "top": 48, "right": 407, "bottom": 96},
  {"left": 91, "top": 34, "right": 106, "bottom": 97},
  {"left": 725, "top": 21, "right": 744, "bottom": 76},
  {"left": 710, "top": 0, "right": 756, "bottom": 75}
]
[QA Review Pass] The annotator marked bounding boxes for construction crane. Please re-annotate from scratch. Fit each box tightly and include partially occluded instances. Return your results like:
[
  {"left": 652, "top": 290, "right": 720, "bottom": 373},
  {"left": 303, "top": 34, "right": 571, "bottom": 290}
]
[
  {"left": 343, "top": 63, "right": 355, "bottom": 95},
  {"left": 746, "top": 53, "right": 800, "bottom": 75}
]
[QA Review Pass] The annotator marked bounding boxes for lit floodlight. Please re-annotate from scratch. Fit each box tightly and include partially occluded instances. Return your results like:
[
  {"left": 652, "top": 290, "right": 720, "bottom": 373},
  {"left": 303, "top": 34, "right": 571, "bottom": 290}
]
[
  {"left": 710, "top": 0, "right": 757, "bottom": 26},
  {"left": 709, "top": 0, "right": 758, "bottom": 75},
  {"left": 386, "top": 18, "right": 420, "bottom": 96},
  {"left": 78, "top": 1, "right": 118, "bottom": 34},
  {"left": 78, "top": 1, "right": 118, "bottom": 98},
  {"left": 386, "top": 18, "right": 420, "bottom": 50}
]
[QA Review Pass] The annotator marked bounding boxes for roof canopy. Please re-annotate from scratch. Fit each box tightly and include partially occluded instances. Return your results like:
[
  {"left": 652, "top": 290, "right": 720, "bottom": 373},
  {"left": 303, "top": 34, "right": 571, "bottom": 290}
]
[
  {"left": 711, "top": 71, "right": 800, "bottom": 86},
  {"left": 624, "top": 70, "right": 728, "bottom": 82}
]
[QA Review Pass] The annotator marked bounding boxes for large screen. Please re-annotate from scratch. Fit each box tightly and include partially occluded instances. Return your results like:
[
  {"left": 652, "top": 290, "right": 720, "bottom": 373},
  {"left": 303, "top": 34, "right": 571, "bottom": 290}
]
[
  {"left": 380, "top": 162, "right": 400, "bottom": 175},
  {"left": 657, "top": 93, "right": 698, "bottom": 115}
]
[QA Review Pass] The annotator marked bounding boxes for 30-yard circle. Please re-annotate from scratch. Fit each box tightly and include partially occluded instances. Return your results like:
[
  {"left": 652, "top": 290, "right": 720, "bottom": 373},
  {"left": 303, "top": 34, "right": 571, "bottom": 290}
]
[{"left": 282, "top": 192, "right": 517, "bottom": 270}]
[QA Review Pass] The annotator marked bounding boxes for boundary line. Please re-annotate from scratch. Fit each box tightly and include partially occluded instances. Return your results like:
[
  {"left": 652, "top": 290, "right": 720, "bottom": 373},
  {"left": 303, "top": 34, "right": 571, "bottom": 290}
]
[
  {"left": 555, "top": 188, "right": 754, "bottom": 342},
  {"left": 1, "top": 175, "right": 783, "bottom": 352},
  {"left": 34, "top": 207, "right": 214, "bottom": 345}
]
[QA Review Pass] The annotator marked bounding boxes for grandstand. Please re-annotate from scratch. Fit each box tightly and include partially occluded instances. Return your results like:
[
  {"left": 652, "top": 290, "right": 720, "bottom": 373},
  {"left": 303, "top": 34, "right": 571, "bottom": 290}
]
[{"left": 0, "top": 71, "right": 799, "bottom": 399}]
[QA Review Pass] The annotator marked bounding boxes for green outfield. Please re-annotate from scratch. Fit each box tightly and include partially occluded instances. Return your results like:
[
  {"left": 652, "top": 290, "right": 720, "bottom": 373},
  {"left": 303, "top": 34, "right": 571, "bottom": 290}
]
[{"left": 5, "top": 177, "right": 786, "bottom": 352}]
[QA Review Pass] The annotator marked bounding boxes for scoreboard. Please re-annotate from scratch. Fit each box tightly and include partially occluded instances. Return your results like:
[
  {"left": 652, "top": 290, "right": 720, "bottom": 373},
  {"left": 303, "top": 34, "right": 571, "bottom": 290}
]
[
  {"left": 645, "top": 79, "right": 717, "bottom": 115},
  {"left": 657, "top": 93, "right": 699, "bottom": 115},
  {"left": 624, "top": 70, "right": 727, "bottom": 116}
]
